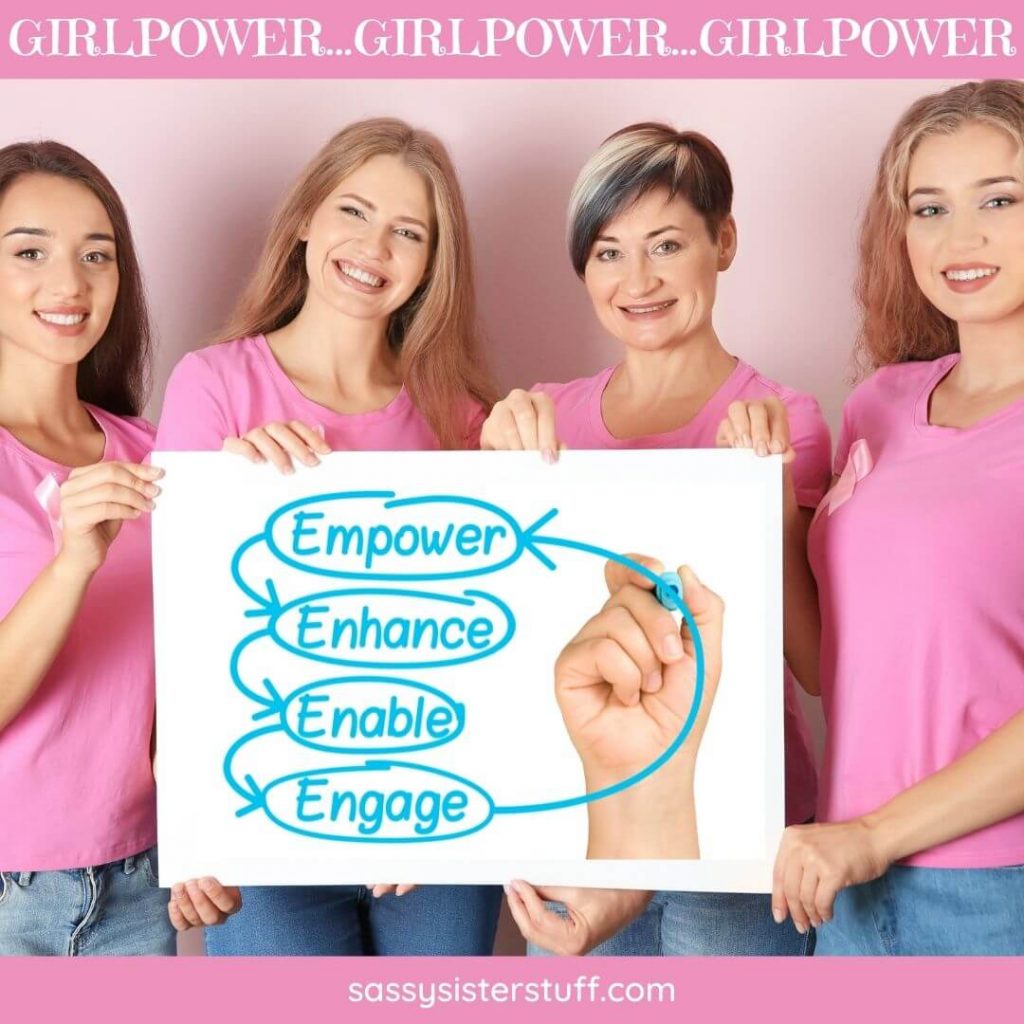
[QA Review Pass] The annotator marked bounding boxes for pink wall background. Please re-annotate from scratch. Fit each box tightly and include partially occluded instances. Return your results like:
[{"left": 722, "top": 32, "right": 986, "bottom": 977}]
[
  {"left": 1, "top": 78, "right": 956, "bottom": 953},
  {"left": 2, "top": 79, "right": 956, "bottom": 429}
]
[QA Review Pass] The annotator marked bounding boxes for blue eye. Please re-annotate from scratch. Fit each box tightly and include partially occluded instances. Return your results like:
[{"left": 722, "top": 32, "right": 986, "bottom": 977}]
[{"left": 912, "top": 204, "right": 944, "bottom": 218}]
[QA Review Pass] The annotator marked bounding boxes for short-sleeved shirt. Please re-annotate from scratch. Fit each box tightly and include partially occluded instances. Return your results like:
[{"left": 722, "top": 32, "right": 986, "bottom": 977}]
[
  {"left": 810, "top": 353, "right": 1024, "bottom": 867},
  {"left": 0, "top": 409, "right": 158, "bottom": 871},
  {"left": 155, "top": 335, "right": 483, "bottom": 452},
  {"left": 535, "top": 359, "right": 833, "bottom": 825}
]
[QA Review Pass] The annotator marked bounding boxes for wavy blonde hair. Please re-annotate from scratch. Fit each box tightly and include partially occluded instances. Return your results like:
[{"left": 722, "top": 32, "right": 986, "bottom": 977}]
[
  {"left": 216, "top": 118, "right": 495, "bottom": 448},
  {"left": 856, "top": 80, "right": 1024, "bottom": 372}
]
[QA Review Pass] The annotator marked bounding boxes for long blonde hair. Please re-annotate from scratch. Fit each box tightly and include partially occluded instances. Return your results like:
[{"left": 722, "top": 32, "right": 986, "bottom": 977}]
[
  {"left": 217, "top": 118, "right": 495, "bottom": 448},
  {"left": 856, "top": 80, "right": 1024, "bottom": 372}
]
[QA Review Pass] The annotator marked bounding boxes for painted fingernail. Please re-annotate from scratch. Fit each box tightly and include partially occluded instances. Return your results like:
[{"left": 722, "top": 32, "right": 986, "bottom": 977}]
[
  {"left": 772, "top": 907, "right": 785, "bottom": 924},
  {"left": 795, "top": 923, "right": 807, "bottom": 935},
  {"left": 662, "top": 635, "right": 684, "bottom": 660}
]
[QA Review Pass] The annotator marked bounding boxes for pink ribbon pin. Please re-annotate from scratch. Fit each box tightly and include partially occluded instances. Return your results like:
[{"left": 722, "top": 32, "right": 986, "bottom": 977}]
[
  {"left": 812, "top": 438, "right": 873, "bottom": 524},
  {"left": 34, "top": 473, "right": 64, "bottom": 553}
]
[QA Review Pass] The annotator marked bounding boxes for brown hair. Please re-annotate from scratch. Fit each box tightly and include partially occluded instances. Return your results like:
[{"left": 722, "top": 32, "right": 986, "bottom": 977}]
[
  {"left": 856, "top": 80, "right": 1024, "bottom": 372},
  {"left": 567, "top": 123, "right": 734, "bottom": 276},
  {"left": 216, "top": 118, "right": 495, "bottom": 449},
  {"left": 0, "top": 141, "right": 151, "bottom": 416}
]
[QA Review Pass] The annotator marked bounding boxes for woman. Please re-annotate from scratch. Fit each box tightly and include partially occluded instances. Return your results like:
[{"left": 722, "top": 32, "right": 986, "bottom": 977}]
[
  {"left": 768, "top": 79, "right": 1024, "bottom": 955},
  {"left": 484, "top": 123, "right": 831, "bottom": 955},
  {"left": 0, "top": 141, "right": 178, "bottom": 955},
  {"left": 156, "top": 118, "right": 502, "bottom": 955}
]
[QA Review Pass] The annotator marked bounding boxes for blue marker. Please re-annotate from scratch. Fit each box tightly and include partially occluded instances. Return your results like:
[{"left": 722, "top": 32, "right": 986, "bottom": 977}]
[{"left": 655, "top": 570, "right": 683, "bottom": 612}]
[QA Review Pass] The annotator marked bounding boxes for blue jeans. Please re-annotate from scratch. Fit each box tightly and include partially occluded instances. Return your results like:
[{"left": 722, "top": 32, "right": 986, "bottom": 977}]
[
  {"left": 532, "top": 892, "right": 811, "bottom": 956},
  {"left": 0, "top": 848, "right": 176, "bottom": 956},
  {"left": 205, "top": 884, "right": 502, "bottom": 955},
  {"left": 816, "top": 864, "right": 1024, "bottom": 955}
]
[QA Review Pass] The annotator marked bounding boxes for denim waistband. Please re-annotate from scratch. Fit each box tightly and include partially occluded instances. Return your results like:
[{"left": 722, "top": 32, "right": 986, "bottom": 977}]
[{"left": 2, "top": 848, "right": 152, "bottom": 887}]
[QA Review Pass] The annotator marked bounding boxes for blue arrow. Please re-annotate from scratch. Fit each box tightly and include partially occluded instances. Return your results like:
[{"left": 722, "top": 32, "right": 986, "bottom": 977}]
[
  {"left": 518, "top": 508, "right": 560, "bottom": 570},
  {"left": 492, "top": 539, "right": 705, "bottom": 815},
  {"left": 250, "top": 678, "right": 285, "bottom": 721},
  {"left": 231, "top": 533, "right": 281, "bottom": 616},
  {"left": 222, "top": 725, "right": 281, "bottom": 817},
  {"left": 229, "top": 630, "right": 282, "bottom": 708}
]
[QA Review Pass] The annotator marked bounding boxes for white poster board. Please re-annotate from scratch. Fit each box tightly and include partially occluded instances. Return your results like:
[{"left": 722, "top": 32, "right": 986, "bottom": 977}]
[{"left": 153, "top": 450, "right": 783, "bottom": 891}]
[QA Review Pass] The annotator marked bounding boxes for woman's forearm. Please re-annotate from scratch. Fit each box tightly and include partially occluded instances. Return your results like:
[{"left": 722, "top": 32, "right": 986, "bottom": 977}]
[
  {"left": 0, "top": 556, "right": 93, "bottom": 732},
  {"left": 586, "top": 768, "right": 699, "bottom": 859},
  {"left": 865, "top": 708, "right": 1024, "bottom": 863}
]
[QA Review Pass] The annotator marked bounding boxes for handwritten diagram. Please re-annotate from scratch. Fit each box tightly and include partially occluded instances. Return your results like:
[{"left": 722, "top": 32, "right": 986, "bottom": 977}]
[{"left": 223, "top": 490, "right": 704, "bottom": 844}]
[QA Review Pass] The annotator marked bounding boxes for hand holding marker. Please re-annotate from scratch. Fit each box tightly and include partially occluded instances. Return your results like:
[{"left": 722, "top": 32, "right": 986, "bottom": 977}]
[
  {"left": 553, "top": 554, "right": 723, "bottom": 857},
  {"left": 506, "top": 555, "right": 725, "bottom": 956}
]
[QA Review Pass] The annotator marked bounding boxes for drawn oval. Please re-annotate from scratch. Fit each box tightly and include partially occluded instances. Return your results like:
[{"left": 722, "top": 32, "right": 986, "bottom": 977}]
[
  {"left": 269, "top": 587, "right": 515, "bottom": 669},
  {"left": 281, "top": 676, "right": 465, "bottom": 755},
  {"left": 265, "top": 491, "right": 525, "bottom": 580},
  {"left": 261, "top": 761, "right": 495, "bottom": 843}
]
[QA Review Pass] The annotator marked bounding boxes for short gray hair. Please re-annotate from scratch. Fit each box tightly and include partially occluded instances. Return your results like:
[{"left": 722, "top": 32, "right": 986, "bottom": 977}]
[{"left": 567, "top": 123, "right": 734, "bottom": 276}]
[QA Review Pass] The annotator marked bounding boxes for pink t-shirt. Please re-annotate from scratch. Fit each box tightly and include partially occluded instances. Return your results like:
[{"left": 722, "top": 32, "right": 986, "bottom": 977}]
[
  {"left": 0, "top": 408, "right": 157, "bottom": 871},
  {"left": 535, "top": 360, "right": 832, "bottom": 825},
  {"left": 155, "top": 335, "right": 483, "bottom": 452},
  {"left": 810, "top": 354, "right": 1024, "bottom": 868}
]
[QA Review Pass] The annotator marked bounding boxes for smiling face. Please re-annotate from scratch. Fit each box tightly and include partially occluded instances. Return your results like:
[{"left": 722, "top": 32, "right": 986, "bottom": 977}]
[
  {"left": 301, "top": 153, "right": 434, "bottom": 328},
  {"left": 905, "top": 122, "right": 1024, "bottom": 331},
  {"left": 582, "top": 187, "right": 735, "bottom": 352},
  {"left": 0, "top": 172, "right": 118, "bottom": 368}
]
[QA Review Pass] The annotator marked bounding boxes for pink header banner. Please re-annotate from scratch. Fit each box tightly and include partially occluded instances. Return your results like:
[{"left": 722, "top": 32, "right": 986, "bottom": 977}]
[{"left": 1, "top": 0, "right": 1021, "bottom": 78}]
